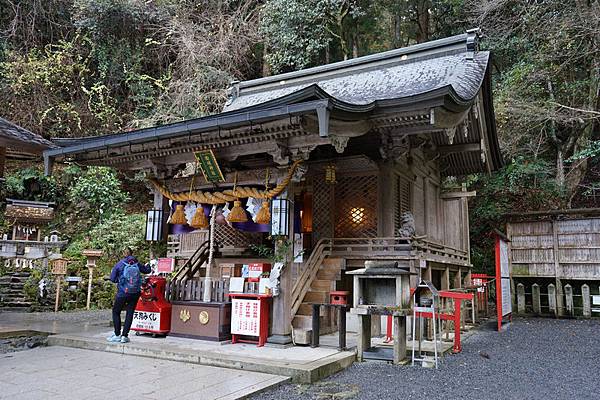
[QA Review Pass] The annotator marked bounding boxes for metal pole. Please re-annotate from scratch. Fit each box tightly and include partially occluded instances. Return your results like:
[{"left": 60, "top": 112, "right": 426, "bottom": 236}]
[
  {"left": 203, "top": 205, "right": 217, "bottom": 302},
  {"left": 432, "top": 299, "right": 438, "bottom": 369}
]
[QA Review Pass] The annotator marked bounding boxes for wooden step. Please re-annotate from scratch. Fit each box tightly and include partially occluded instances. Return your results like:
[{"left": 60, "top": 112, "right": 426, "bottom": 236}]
[
  {"left": 317, "top": 269, "right": 340, "bottom": 280},
  {"left": 310, "top": 279, "right": 334, "bottom": 292},
  {"left": 296, "top": 303, "right": 314, "bottom": 316},
  {"left": 292, "top": 315, "right": 313, "bottom": 330},
  {"left": 303, "top": 291, "right": 328, "bottom": 304}
]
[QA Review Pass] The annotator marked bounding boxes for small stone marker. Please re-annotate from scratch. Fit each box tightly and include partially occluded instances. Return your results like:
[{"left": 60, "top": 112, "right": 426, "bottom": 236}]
[
  {"left": 532, "top": 283, "right": 541, "bottom": 314},
  {"left": 564, "top": 284, "right": 573, "bottom": 316},
  {"left": 582, "top": 284, "right": 591, "bottom": 317},
  {"left": 548, "top": 284, "right": 557, "bottom": 316},
  {"left": 517, "top": 283, "right": 525, "bottom": 314}
]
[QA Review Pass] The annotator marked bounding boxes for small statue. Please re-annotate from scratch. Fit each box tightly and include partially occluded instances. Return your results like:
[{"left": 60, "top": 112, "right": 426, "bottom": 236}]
[
  {"left": 397, "top": 211, "right": 416, "bottom": 238},
  {"left": 291, "top": 164, "right": 308, "bottom": 182}
]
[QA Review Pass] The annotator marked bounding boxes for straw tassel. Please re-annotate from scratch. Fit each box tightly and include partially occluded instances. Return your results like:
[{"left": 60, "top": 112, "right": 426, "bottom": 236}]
[
  {"left": 227, "top": 200, "right": 248, "bottom": 223},
  {"left": 254, "top": 201, "right": 271, "bottom": 224},
  {"left": 170, "top": 204, "right": 187, "bottom": 225},
  {"left": 190, "top": 205, "right": 209, "bottom": 229},
  {"left": 227, "top": 172, "right": 248, "bottom": 223}
]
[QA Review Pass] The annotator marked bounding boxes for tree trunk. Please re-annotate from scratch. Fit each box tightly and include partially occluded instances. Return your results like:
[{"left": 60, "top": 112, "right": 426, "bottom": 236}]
[
  {"left": 415, "top": 0, "right": 430, "bottom": 43},
  {"left": 352, "top": 32, "right": 358, "bottom": 58}
]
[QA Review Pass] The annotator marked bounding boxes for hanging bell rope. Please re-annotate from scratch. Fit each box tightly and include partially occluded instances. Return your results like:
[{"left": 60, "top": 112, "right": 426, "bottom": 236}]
[
  {"left": 254, "top": 168, "right": 271, "bottom": 224},
  {"left": 149, "top": 159, "right": 302, "bottom": 205},
  {"left": 227, "top": 172, "right": 248, "bottom": 223}
]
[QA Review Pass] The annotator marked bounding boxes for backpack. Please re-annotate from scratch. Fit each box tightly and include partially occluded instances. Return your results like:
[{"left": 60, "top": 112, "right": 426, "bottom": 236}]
[{"left": 119, "top": 261, "right": 142, "bottom": 294}]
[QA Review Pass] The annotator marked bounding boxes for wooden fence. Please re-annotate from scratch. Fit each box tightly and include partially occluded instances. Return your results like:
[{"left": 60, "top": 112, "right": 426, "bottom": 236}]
[
  {"left": 165, "top": 278, "right": 264, "bottom": 303},
  {"left": 514, "top": 281, "right": 600, "bottom": 317}
]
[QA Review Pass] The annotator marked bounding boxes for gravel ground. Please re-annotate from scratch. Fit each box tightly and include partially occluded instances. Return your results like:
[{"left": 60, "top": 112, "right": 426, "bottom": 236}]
[{"left": 254, "top": 318, "right": 600, "bottom": 400}]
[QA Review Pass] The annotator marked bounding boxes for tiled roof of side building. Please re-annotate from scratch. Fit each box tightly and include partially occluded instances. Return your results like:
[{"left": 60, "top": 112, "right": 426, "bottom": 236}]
[{"left": 0, "top": 117, "right": 56, "bottom": 154}]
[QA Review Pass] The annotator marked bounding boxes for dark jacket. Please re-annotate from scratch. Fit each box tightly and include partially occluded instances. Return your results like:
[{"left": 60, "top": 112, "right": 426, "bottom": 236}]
[{"left": 110, "top": 255, "right": 151, "bottom": 297}]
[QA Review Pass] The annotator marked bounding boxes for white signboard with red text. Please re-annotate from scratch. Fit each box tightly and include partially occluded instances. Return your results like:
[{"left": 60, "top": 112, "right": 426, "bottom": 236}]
[
  {"left": 157, "top": 258, "right": 174, "bottom": 274},
  {"left": 231, "top": 298, "right": 261, "bottom": 336}
]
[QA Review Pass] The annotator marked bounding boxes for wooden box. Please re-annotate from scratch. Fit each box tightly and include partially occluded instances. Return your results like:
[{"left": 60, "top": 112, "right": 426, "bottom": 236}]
[
  {"left": 220, "top": 263, "right": 242, "bottom": 278},
  {"left": 170, "top": 301, "right": 231, "bottom": 341}
]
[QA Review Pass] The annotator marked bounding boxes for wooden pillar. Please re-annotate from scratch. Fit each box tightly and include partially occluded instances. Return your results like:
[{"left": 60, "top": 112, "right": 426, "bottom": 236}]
[
  {"left": 393, "top": 315, "right": 406, "bottom": 364},
  {"left": 0, "top": 146, "right": 5, "bottom": 178},
  {"left": 441, "top": 267, "right": 450, "bottom": 290},
  {"left": 357, "top": 314, "right": 372, "bottom": 361},
  {"left": 551, "top": 220, "right": 564, "bottom": 316},
  {"left": 268, "top": 189, "right": 293, "bottom": 346},
  {"left": 454, "top": 267, "right": 462, "bottom": 289},
  {"left": 377, "top": 162, "right": 395, "bottom": 237}
]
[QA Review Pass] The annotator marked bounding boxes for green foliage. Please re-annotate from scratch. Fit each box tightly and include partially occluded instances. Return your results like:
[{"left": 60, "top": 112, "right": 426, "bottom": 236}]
[
  {"left": 261, "top": 0, "right": 333, "bottom": 73},
  {"left": 3, "top": 167, "right": 58, "bottom": 202},
  {"left": 87, "top": 212, "right": 147, "bottom": 261},
  {"left": 68, "top": 166, "right": 129, "bottom": 220}
]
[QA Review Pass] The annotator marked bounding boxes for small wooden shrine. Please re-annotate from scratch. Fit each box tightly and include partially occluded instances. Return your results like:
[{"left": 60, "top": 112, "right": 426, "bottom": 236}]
[{"left": 44, "top": 30, "right": 502, "bottom": 345}]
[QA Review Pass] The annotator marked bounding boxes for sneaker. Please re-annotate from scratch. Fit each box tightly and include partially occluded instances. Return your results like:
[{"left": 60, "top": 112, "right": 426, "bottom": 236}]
[
  {"left": 107, "top": 334, "right": 121, "bottom": 343},
  {"left": 120, "top": 336, "right": 130, "bottom": 343}
]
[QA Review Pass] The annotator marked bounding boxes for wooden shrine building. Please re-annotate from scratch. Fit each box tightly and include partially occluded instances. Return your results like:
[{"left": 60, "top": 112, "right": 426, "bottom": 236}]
[{"left": 44, "top": 30, "right": 502, "bottom": 345}]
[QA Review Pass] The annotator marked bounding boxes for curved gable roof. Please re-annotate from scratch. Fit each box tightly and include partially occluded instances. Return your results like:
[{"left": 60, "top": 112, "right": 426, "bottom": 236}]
[{"left": 224, "top": 32, "right": 488, "bottom": 113}]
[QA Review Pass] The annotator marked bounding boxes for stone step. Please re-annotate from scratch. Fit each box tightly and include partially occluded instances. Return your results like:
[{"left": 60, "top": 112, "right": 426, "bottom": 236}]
[
  {"left": 3, "top": 301, "right": 31, "bottom": 307},
  {"left": 11, "top": 272, "right": 31, "bottom": 278},
  {"left": 9, "top": 283, "right": 25, "bottom": 290}
]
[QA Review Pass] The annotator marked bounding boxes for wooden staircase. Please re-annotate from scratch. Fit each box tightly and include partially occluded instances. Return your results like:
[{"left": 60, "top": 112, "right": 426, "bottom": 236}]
[
  {"left": 171, "top": 240, "right": 213, "bottom": 283},
  {"left": 290, "top": 239, "right": 346, "bottom": 343}
]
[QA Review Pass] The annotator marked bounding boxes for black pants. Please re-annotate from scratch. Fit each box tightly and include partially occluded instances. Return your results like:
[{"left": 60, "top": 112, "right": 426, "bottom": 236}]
[{"left": 112, "top": 293, "right": 140, "bottom": 337}]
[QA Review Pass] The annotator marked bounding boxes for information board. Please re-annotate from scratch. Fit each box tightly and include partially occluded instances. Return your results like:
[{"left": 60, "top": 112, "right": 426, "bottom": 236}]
[
  {"left": 495, "top": 233, "right": 512, "bottom": 331},
  {"left": 231, "top": 298, "right": 260, "bottom": 336},
  {"left": 132, "top": 311, "right": 161, "bottom": 331},
  {"left": 157, "top": 258, "right": 174, "bottom": 273}
]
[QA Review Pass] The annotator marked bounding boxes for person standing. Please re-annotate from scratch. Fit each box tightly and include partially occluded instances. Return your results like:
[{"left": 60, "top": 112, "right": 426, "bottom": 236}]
[{"left": 107, "top": 248, "right": 151, "bottom": 343}]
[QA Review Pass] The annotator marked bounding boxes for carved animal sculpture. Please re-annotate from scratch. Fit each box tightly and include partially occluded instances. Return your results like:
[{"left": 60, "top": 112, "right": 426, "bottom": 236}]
[{"left": 397, "top": 211, "right": 416, "bottom": 238}]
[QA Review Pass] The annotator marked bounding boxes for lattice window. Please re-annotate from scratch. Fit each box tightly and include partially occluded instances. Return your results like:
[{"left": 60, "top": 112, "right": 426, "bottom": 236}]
[
  {"left": 334, "top": 174, "right": 378, "bottom": 238},
  {"left": 312, "top": 175, "right": 334, "bottom": 245},
  {"left": 394, "top": 175, "right": 412, "bottom": 233},
  {"left": 214, "top": 224, "right": 261, "bottom": 249}
]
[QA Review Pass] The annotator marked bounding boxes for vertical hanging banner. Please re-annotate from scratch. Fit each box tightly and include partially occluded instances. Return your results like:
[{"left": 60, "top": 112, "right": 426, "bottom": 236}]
[
  {"left": 494, "top": 230, "right": 512, "bottom": 331},
  {"left": 195, "top": 150, "right": 225, "bottom": 183}
]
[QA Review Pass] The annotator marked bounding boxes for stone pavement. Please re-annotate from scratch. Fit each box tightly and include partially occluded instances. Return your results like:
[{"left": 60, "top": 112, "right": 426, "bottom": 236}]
[{"left": 0, "top": 346, "right": 289, "bottom": 400}]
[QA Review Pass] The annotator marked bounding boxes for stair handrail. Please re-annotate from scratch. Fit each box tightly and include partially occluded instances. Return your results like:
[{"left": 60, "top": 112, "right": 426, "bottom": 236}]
[
  {"left": 171, "top": 240, "right": 212, "bottom": 283},
  {"left": 290, "top": 238, "right": 333, "bottom": 317}
]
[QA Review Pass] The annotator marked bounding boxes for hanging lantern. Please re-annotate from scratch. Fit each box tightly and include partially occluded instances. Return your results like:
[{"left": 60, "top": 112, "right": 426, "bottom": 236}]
[
  {"left": 190, "top": 205, "right": 209, "bottom": 229},
  {"left": 254, "top": 200, "right": 271, "bottom": 224},
  {"left": 227, "top": 200, "right": 248, "bottom": 223},
  {"left": 325, "top": 164, "right": 337, "bottom": 184},
  {"left": 271, "top": 196, "right": 290, "bottom": 236},
  {"left": 169, "top": 204, "right": 187, "bottom": 225}
]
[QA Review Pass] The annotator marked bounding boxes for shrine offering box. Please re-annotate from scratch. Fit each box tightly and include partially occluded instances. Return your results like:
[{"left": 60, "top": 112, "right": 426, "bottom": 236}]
[
  {"left": 170, "top": 301, "right": 231, "bottom": 341},
  {"left": 220, "top": 263, "right": 242, "bottom": 278}
]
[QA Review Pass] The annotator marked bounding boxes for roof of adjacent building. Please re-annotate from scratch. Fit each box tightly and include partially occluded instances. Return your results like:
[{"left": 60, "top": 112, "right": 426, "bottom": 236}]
[
  {"left": 0, "top": 117, "right": 56, "bottom": 155},
  {"left": 5, "top": 199, "right": 55, "bottom": 223},
  {"left": 224, "top": 33, "right": 488, "bottom": 112}
]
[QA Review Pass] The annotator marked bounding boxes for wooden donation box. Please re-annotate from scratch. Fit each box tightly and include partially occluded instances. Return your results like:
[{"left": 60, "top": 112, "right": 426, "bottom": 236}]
[
  {"left": 170, "top": 301, "right": 231, "bottom": 341},
  {"left": 227, "top": 293, "right": 272, "bottom": 347},
  {"left": 348, "top": 261, "right": 412, "bottom": 364}
]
